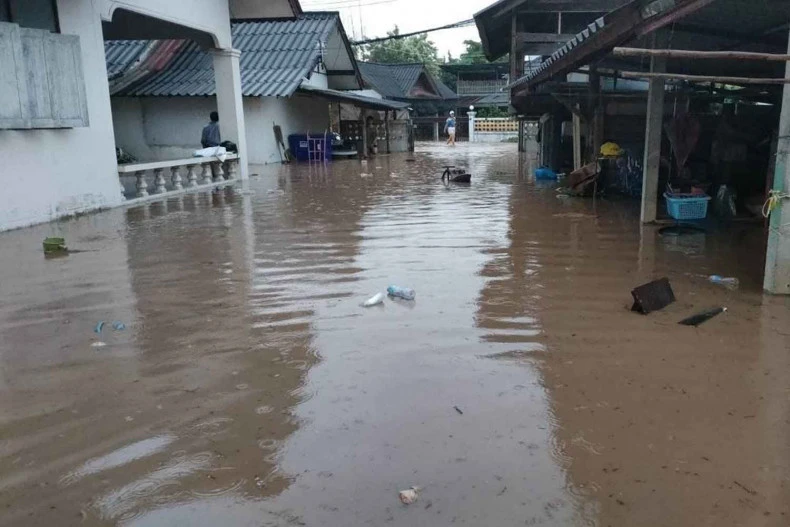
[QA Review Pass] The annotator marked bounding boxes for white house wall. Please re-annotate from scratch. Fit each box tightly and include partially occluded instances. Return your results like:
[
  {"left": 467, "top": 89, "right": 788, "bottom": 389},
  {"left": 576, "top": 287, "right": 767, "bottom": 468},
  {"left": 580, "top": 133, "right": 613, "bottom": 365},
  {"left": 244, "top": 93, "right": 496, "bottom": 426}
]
[
  {"left": 0, "top": 0, "right": 119, "bottom": 231},
  {"left": 112, "top": 95, "right": 330, "bottom": 165},
  {"left": 229, "top": 0, "right": 296, "bottom": 20},
  {"left": 0, "top": 0, "right": 243, "bottom": 231},
  {"left": 98, "top": 0, "right": 233, "bottom": 48}
]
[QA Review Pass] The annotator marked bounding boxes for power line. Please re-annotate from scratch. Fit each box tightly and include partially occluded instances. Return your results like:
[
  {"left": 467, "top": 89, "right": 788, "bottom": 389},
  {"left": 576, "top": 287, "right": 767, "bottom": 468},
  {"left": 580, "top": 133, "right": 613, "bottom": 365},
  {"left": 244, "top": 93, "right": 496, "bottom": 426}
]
[{"left": 351, "top": 18, "right": 475, "bottom": 45}]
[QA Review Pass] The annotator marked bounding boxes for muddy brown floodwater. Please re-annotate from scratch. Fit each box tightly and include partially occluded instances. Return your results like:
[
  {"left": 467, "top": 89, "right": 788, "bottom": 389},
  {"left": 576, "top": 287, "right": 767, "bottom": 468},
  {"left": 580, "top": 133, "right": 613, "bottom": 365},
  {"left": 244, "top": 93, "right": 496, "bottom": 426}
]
[{"left": 0, "top": 142, "right": 788, "bottom": 527}]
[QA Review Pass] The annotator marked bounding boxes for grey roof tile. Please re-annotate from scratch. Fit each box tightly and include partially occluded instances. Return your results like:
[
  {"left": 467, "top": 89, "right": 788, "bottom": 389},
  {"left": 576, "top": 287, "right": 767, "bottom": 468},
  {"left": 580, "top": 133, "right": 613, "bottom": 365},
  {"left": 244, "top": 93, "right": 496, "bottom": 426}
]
[{"left": 107, "top": 12, "right": 339, "bottom": 97}]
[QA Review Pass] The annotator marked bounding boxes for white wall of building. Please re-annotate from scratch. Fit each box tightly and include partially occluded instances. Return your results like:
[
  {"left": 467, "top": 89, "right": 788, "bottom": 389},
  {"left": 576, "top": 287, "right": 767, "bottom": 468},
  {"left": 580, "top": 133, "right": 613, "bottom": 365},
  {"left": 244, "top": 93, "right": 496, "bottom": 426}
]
[
  {"left": 112, "top": 95, "right": 330, "bottom": 165},
  {"left": 98, "top": 0, "right": 232, "bottom": 47},
  {"left": 0, "top": 0, "right": 244, "bottom": 231},
  {"left": 0, "top": 0, "right": 119, "bottom": 231}
]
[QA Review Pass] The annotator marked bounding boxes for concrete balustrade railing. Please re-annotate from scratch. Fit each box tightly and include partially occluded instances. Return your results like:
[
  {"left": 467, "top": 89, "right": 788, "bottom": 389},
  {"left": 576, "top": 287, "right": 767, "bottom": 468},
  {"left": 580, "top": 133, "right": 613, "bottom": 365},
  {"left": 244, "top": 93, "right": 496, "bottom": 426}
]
[{"left": 117, "top": 155, "right": 240, "bottom": 201}]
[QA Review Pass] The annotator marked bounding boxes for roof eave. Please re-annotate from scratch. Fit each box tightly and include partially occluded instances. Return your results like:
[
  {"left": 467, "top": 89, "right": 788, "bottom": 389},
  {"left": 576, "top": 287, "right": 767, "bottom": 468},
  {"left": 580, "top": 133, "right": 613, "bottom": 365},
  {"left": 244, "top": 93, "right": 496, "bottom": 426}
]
[{"left": 511, "top": 0, "right": 716, "bottom": 93}]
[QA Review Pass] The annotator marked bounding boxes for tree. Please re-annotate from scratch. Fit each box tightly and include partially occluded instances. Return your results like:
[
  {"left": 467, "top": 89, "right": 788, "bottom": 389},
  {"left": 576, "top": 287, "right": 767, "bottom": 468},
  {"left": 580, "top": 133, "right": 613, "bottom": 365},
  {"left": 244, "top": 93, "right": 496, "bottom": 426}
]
[
  {"left": 455, "top": 40, "right": 508, "bottom": 65},
  {"left": 361, "top": 26, "right": 440, "bottom": 77}
]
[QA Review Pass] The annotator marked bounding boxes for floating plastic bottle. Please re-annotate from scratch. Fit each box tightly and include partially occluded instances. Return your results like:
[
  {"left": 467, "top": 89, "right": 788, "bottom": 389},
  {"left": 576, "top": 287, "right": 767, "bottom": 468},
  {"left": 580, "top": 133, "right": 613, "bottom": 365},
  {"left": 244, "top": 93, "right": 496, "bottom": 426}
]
[
  {"left": 363, "top": 292, "right": 385, "bottom": 307},
  {"left": 708, "top": 275, "right": 739, "bottom": 290},
  {"left": 387, "top": 285, "right": 415, "bottom": 301}
]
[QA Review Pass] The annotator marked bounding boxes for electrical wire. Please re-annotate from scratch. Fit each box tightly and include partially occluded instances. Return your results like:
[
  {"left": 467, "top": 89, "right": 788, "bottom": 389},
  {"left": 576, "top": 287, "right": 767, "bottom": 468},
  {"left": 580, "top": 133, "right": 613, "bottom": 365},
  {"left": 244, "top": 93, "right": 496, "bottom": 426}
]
[{"left": 351, "top": 18, "right": 475, "bottom": 45}]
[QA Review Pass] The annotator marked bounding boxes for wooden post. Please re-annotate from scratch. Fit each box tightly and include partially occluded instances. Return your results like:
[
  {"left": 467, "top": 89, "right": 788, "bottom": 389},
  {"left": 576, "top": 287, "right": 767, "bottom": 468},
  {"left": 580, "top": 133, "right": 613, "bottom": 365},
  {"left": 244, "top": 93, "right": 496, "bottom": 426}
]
[
  {"left": 640, "top": 35, "right": 667, "bottom": 224},
  {"left": 572, "top": 110, "right": 582, "bottom": 171},
  {"left": 764, "top": 29, "right": 790, "bottom": 294},
  {"left": 510, "top": 14, "right": 524, "bottom": 82},
  {"left": 433, "top": 113, "right": 440, "bottom": 142},
  {"left": 589, "top": 66, "right": 603, "bottom": 162},
  {"left": 360, "top": 109, "right": 368, "bottom": 159},
  {"left": 385, "top": 111, "right": 391, "bottom": 154}
]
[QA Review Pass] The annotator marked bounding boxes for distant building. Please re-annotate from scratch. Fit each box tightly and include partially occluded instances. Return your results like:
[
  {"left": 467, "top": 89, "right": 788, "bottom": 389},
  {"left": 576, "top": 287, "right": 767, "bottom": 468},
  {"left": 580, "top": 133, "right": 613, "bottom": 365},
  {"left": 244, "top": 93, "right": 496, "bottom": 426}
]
[
  {"left": 357, "top": 62, "right": 457, "bottom": 111},
  {"left": 440, "top": 63, "right": 512, "bottom": 112},
  {"left": 107, "top": 12, "right": 407, "bottom": 166}
]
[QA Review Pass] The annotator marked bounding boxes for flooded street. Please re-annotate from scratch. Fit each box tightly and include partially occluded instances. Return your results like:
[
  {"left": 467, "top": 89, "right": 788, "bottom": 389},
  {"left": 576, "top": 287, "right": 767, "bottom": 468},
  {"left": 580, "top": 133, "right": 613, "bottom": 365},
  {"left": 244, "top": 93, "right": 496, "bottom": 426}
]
[{"left": 1, "top": 142, "right": 788, "bottom": 526}]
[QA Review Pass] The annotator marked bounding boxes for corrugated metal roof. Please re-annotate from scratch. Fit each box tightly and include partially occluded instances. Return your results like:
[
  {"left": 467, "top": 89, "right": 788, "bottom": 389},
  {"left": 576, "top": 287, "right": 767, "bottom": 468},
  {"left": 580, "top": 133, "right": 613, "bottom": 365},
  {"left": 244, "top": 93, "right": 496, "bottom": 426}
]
[
  {"left": 298, "top": 85, "right": 409, "bottom": 110},
  {"left": 104, "top": 40, "right": 148, "bottom": 79},
  {"left": 358, "top": 62, "right": 457, "bottom": 100},
  {"left": 507, "top": 17, "right": 605, "bottom": 90},
  {"left": 106, "top": 12, "right": 340, "bottom": 97}
]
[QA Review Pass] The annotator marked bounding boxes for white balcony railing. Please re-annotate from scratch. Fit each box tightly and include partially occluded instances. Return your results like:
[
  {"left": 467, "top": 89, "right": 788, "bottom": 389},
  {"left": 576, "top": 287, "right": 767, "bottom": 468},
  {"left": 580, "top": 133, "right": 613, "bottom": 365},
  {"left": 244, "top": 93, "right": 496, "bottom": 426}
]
[
  {"left": 456, "top": 79, "right": 509, "bottom": 96},
  {"left": 117, "top": 155, "right": 240, "bottom": 201}
]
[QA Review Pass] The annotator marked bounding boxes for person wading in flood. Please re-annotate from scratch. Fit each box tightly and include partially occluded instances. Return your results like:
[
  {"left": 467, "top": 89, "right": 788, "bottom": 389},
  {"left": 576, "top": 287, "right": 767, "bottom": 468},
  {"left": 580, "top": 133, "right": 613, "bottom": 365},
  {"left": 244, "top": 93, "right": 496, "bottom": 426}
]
[
  {"left": 201, "top": 111, "right": 221, "bottom": 148},
  {"left": 444, "top": 111, "right": 456, "bottom": 146}
]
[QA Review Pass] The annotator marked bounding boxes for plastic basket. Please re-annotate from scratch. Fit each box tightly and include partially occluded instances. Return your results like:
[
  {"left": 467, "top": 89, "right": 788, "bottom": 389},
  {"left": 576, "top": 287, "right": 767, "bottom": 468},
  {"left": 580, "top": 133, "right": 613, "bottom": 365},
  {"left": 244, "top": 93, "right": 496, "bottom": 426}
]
[{"left": 663, "top": 193, "right": 710, "bottom": 221}]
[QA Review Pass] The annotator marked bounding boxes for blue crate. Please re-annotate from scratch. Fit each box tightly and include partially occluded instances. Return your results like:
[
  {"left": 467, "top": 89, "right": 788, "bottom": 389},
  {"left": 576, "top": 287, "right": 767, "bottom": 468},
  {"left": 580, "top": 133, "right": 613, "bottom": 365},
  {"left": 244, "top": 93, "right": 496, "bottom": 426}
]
[
  {"left": 663, "top": 193, "right": 711, "bottom": 220},
  {"left": 534, "top": 166, "right": 557, "bottom": 180}
]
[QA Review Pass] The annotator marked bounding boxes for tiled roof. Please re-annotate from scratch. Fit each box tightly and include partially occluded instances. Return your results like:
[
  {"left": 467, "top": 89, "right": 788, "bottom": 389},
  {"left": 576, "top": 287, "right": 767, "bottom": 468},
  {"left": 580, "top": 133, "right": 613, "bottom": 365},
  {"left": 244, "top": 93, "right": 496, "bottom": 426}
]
[
  {"left": 358, "top": 62, "right": 457, "bottom": 101},
  {"left": 106, "top": 12, "right": 342, "bottom": 97},
  {"left": 104, "top": 40, "right": 149, "bottom": 79}
]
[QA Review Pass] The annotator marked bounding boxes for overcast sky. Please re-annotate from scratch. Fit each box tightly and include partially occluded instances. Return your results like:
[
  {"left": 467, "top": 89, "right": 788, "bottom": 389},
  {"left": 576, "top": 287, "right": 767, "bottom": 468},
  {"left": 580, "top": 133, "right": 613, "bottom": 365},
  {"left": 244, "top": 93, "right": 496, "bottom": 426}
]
[{"left": 301, "top": 0, "right": 495, "bottom": 59}]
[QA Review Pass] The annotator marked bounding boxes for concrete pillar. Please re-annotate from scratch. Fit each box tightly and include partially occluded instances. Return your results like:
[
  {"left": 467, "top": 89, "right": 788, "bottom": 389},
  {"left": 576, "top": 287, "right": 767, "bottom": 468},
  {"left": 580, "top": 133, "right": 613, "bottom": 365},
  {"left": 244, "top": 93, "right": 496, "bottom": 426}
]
[
  {"left": 468, "top": 111, "right": 476, "bottom": 143},
  {"left": 211, "top": 48, "right": 248, "bottom": 179},
  {"left": 640, "top": 49, "right": 666, "bottom": 224},
  {"left": 360, "top": 109, "right": 368, "bottom": 159},
  {"left": 763, "top": 30, "right": 790, "bottom": 294},
  {"left": 433, "top": 113, "right": 440, "bottom": 142}
]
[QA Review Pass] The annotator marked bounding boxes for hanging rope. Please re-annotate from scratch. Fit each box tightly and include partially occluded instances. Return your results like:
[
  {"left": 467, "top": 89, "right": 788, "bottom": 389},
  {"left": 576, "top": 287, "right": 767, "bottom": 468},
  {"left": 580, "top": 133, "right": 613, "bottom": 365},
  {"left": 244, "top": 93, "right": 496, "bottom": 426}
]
[{"left": 762, "top": 189, "right": 790, "bottom": 218}]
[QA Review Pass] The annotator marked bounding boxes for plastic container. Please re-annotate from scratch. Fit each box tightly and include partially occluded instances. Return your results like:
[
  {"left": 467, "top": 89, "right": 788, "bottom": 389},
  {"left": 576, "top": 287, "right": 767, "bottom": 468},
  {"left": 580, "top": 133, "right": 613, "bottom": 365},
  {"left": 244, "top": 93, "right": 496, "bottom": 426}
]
[
  {"left": 287, "top": 134, "right": 333, "bottom": 162},
  {"left": 708, "top": 275, "right": 739, "bottom": 290},
  {"left": 535, "top": 167, "right": 557, "bottom": 180},
  {"left": 664, "top": 192, "right": 711, "bottom": 221},
  {"left": 363, "top": 292, "right": 385, "bottom": 307},
  {"left": 43, "top": 237, "right": 66, "bottom": 253},
  {"left": 387, "top": 286, "right": 415, "bottom": 301}
]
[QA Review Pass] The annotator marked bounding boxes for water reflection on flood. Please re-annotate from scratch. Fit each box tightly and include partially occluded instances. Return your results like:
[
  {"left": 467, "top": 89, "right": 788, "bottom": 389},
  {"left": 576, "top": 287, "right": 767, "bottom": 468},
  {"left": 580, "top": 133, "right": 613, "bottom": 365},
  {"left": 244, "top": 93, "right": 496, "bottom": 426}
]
[{"left": 0, "top": 142, "right": 787, "bottom": 527}]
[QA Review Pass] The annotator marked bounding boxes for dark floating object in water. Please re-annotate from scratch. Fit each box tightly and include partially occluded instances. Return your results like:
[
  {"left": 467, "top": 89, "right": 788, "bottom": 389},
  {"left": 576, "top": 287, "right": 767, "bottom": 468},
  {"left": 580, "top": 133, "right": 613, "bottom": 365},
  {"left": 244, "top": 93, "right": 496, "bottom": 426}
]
[
  {"left": 631, "top": 277, "right": 675, "bottom": 314},
  {"left": 441, "top": 165, "right": 471, "bottom": 183},
  {"left": 679, "top": 307, "right": 727, "bottom": 326}
]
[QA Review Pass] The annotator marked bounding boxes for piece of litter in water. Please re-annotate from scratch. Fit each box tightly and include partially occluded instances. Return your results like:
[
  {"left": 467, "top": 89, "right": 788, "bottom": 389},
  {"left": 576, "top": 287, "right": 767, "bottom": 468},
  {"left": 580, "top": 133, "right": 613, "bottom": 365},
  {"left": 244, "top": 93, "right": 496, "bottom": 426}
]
[
  {"left": 91, "top": 341, "right": 107, "bottom": 348},
  {"left": 399, "top": 487, "right": 420, "bottom": 505},
  {"left": 454, "top": 406, "right": 464, "bottom": 415},
  {"left": 124, "top": 416, "right": 134, "bottom": 422},
  {"left": 363, "top": 292, "right": 385, "bottom": 307},
  {"left": 112, "top": 321, "right": 126, "bottom": 331},
  {"left": 679, "top": 307, "right": 727, "bottom": 327},
  {"left": 94, "top": 321, "right": 105, "bottom": 334}
]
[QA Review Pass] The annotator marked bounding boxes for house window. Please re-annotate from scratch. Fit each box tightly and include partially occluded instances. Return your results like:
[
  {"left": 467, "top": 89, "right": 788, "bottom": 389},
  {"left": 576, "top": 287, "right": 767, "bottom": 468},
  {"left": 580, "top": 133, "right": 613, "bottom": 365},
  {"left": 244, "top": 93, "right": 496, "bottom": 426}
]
[{"left": 0, "top": 0, "right": 59, "bottom": 32}]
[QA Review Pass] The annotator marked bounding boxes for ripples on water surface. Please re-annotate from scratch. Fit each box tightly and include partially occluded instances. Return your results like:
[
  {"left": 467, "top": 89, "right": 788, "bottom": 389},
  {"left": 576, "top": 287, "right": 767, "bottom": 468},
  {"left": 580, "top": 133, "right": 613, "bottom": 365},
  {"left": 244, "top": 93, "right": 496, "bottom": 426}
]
[{"left": 0, "top": 143, "right": 787, "bottom": 527}]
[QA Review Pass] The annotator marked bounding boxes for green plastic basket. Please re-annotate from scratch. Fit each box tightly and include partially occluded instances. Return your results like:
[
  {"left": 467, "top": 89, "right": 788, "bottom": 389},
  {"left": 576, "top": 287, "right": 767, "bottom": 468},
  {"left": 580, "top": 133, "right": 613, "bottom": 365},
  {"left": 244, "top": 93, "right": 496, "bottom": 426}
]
[{"left": 43, "top": 237, "right": 67, "bottom": 253}]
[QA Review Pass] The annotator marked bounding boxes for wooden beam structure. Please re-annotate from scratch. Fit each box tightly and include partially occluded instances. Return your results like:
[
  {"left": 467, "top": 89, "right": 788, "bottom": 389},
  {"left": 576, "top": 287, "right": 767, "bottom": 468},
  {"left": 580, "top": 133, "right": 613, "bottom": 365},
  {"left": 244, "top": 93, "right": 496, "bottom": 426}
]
[
  {"left": 614, "top": 47, "right": 790, "bottom": 61},
  {"left": 517, "top": 32, "right": 575, "bottom": 43},
  {"left": 619, "top": 71, "right": 790, "bottom": 85},
  {"left": 515, "top": 0, "right": 714, "bottom": 93}
]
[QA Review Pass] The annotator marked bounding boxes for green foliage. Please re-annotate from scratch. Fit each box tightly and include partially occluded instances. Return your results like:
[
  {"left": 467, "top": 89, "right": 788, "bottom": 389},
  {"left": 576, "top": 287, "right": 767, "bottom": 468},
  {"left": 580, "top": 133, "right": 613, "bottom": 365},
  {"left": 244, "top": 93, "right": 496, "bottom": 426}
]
[
  {"left": 452, "top": 40, "right": 509, "bottom": 65},
  {"left": 475, "top": 106, "right": 509, "bottom": 118},
  {"left": 362, "top": 26, "right": 440, "bottom": 77}
]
